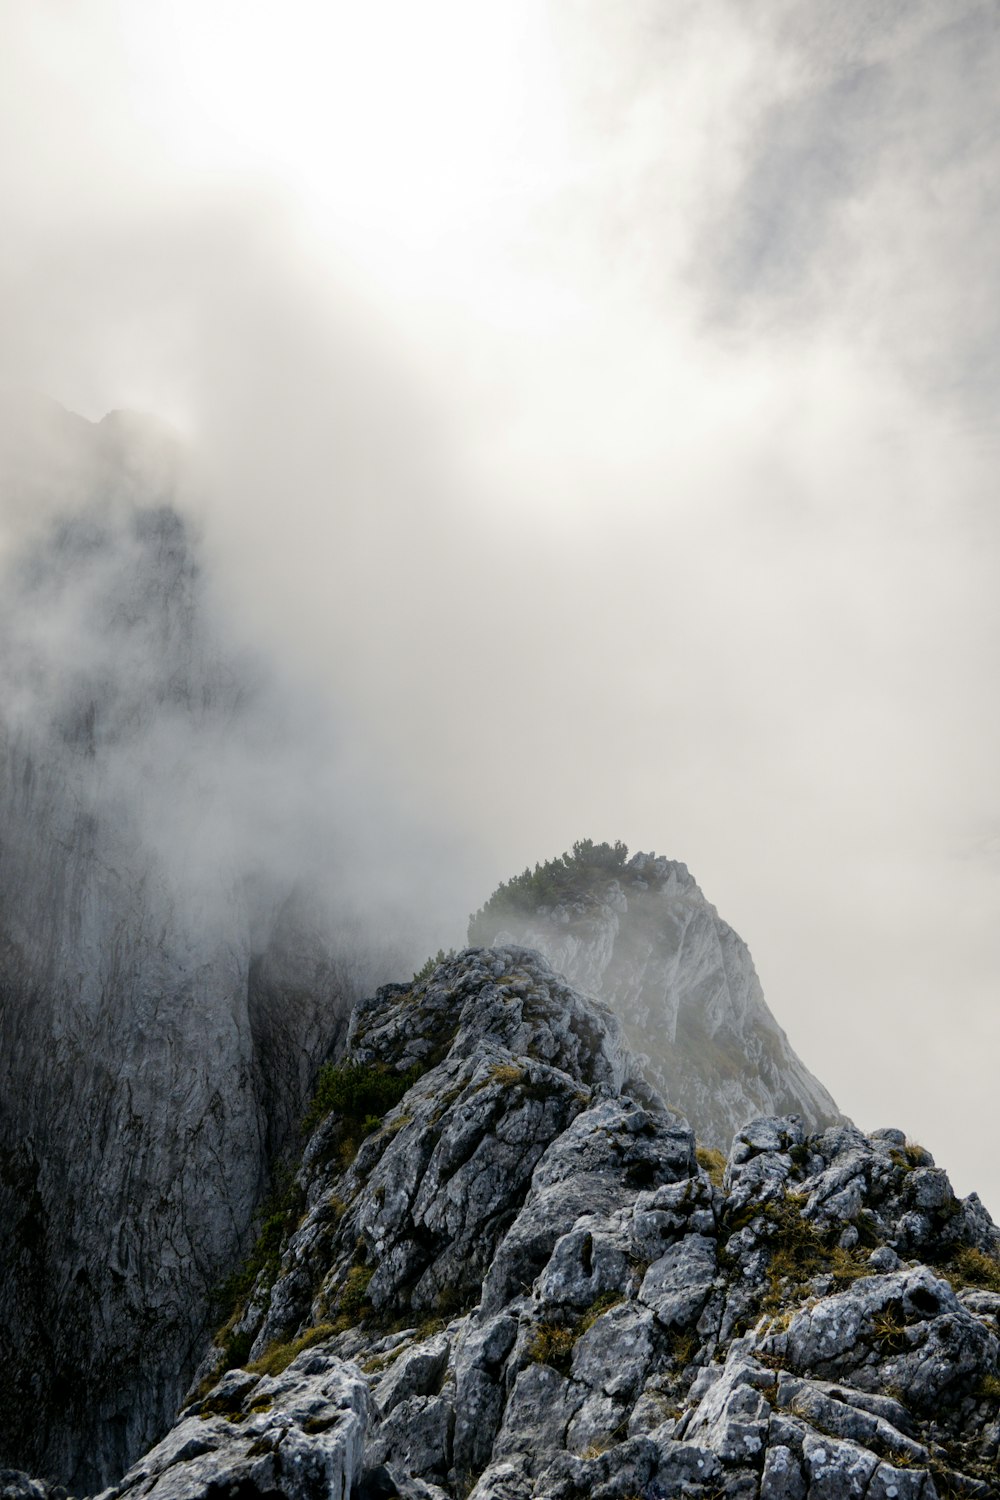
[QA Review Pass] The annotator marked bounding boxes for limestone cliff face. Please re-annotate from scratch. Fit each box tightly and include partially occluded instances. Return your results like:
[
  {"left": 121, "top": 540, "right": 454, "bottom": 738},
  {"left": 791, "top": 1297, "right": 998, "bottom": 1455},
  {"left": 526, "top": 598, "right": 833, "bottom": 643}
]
[
  {"left": 0, "top": 404, "right": 360, "bottom": 1491},
  {"left": 24, "top": 947, "right": 995, "bottom": 1500},
  {"left": 469, "top": 848, "right": 842, "bottom": 1150}
]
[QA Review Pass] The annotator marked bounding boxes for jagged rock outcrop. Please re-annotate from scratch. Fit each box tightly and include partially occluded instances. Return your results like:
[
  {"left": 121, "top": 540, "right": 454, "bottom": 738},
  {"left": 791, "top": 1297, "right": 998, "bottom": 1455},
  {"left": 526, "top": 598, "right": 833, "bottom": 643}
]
[
  {"left": 0, "top": 402, "right": 380, "bottom": 1491},
  {"left": 2, "top": 407, "right": 991, "bottom": 1499},
  {"left": 469, "top": 844, "right": 842, "bottom": 1149},
  {"left": 64, "top": 947, "right": 1000, "bottom": 1500}
]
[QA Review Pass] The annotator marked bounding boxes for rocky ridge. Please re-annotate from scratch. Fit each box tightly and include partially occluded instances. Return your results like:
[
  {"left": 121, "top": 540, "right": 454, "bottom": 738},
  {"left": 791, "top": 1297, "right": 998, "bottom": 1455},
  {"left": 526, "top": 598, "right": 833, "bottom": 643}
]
[
  {"left": 22, "top": 946, "right": 996, "bottom": 1500},
  {"left": 469, "top": 845, "right": 842, "bottom": 1149}
]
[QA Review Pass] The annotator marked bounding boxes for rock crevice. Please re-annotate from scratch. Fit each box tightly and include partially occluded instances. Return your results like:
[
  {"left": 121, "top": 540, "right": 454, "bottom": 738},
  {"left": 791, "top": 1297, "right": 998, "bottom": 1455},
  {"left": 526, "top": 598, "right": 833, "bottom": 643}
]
[{"left": 48, "top": 947, "right": 998, "bottom": 1500}]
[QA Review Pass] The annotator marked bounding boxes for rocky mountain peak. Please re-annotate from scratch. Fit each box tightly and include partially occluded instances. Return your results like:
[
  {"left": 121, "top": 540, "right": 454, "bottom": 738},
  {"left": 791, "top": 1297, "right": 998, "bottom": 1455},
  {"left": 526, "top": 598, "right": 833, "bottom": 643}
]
[
  {"left": 20, "top": 945, "right": 992, "bottom": 1500},
  {"left": 469, "top": 841, "right": 843, "bottom": 1150},
  {"left": 4, "top": 411, "right": 997, "bottom": 1500}
]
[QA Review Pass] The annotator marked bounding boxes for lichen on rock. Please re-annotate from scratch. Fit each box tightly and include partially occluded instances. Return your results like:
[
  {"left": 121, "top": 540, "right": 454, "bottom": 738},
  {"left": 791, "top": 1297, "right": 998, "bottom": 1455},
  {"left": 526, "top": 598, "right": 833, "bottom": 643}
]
[{"left": 59, "top": 945, "right": 999, "bottom": 1500}]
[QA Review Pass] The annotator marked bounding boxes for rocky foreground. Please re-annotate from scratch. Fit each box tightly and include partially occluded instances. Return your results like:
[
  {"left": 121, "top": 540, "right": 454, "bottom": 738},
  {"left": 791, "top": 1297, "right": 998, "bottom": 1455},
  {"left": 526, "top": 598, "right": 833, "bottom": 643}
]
[{"left": 7, "top": 946, "right": 1000, "bottom": 1500}]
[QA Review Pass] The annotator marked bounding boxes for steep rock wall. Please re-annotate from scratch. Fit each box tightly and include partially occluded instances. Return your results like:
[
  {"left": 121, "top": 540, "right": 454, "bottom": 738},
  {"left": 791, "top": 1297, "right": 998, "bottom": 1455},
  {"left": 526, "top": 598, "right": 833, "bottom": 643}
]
[{"left": 0, "top": 405, "right": 358, "bottom": 1490}]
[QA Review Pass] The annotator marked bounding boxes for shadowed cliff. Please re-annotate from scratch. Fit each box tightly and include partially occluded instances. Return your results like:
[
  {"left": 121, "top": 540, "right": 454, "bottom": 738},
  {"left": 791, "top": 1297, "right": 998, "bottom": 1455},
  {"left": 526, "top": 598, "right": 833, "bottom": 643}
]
[{"left": 0, "top": 401, "right": 388, "bottom": 1489}]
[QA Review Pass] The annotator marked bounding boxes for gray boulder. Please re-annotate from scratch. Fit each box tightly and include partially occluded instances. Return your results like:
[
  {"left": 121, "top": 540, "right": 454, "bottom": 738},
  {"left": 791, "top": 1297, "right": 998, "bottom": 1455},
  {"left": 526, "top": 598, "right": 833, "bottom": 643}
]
[{"left": 105, "top": 951, "right": 1000, "bottom": 1500}]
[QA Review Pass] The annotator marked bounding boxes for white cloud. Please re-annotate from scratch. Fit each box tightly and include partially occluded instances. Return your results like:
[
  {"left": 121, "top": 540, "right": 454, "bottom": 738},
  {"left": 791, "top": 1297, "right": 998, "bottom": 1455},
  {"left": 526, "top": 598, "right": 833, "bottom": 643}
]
[{"left": 2, "top": 0, "right": 999, "bottom": 1206}]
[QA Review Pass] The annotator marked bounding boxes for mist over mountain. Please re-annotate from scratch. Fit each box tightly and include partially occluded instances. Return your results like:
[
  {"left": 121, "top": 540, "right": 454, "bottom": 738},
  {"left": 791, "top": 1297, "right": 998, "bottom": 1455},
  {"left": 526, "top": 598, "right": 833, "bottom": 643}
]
[
  {"left": 0, "top": 399, "right": 467, "bottom": 1488},
  {"left": 2, "top": 397, "right": 998, "bottom": 1500},
  {"left": 469, "top": 841, "right": 842, "bottom": 1150},
  {"left": 3, "top": 3, "right": 1000, "bottom": 1495}
]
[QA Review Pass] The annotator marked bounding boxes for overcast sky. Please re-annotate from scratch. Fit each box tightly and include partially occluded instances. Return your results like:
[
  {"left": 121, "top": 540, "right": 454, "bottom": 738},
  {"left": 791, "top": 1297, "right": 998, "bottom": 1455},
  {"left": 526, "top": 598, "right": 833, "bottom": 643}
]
[{"left": 2, "top": 0, "right": 999, "bottom": 1209}]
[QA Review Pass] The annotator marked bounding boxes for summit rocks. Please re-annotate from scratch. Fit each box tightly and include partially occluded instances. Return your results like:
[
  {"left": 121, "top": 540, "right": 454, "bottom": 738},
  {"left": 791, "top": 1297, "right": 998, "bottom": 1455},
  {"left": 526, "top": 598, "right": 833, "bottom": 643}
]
[
  {"left": 77, "top": 947, "right": 1000, "bottom": 1500},
  {"left": 469, "top": 847, "right": 842, "bottom": 1149}
]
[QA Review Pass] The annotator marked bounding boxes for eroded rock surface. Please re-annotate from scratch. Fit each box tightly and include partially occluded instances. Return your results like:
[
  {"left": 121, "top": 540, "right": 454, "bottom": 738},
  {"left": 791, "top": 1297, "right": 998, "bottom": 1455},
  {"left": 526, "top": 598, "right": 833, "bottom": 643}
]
[
  {"left": 65, "top": 947, "right": 1000, "bottom": 1500},
  {"left": 106, "top": 1357, "right": 369, "bottom": 1500}
]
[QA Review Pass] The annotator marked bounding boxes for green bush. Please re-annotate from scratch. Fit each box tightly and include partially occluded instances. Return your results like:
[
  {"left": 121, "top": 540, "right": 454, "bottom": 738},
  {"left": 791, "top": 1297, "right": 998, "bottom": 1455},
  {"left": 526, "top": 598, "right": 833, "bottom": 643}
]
[
  {"left": 302, "top": 1060, "right": 425, "bottom": 1135},
  {"left": 469, "top": 839, "right": 637, "bottom": 942},
  {"left": 412, "top": 948, "right": 457, "bottom": 984}
]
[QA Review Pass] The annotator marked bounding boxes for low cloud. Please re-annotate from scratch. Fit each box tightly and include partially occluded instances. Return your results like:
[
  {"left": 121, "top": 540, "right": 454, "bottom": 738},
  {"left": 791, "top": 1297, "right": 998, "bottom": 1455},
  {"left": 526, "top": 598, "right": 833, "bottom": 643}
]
[{"left": 2, "top": 1, "right": 999, "bottom": 1206}]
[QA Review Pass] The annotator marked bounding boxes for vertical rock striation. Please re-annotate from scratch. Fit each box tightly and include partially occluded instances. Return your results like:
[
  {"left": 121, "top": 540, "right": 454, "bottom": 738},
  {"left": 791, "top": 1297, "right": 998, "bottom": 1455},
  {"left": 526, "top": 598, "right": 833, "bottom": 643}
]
[{"left": 0, "top": 401, "right": 362, "bottom": 1490}]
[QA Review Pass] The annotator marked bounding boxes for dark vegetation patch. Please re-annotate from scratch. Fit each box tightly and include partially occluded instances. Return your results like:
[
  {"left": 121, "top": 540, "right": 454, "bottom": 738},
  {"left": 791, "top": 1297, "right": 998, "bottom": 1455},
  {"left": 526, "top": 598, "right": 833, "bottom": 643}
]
[
  {"left": 411, "top": 948, "right": 457, "bottom": 984},
  {"left": 528, "top": 1292, "right": 627, "bottom": 1376},
  {"left": 869, "top": 1300, "right": 910, "bottom": 1356},
  {"left": 723, "top": 1193, "right": 874, "bottom": 1315},
  {"left": 213, "top": 1171, "right": 306, "bottom": 1331},
  {"left": 302, "top": 1060, "right": 427, "bottom": 1136},
  {"left": 243, "top": 1262, "right": 378, "bottom": 1379},
  {"left": 945, "top": 1245, "right": 1000, "bottom": 1295},
  {"left": 211, "top": 1057, "right": 431, "bottom": 1377},
  {"left": 665, "top": 1326, "right": 699, "bottom": 1369},
  {"left": 695, "top": 1146, "right": 726, "bottom": 1188},
  {"left": 247, "top": 1323, "right": 338, "bottom": 1378},
  {"left": 890, "top": 1143, "right": 933, "bottom": 1172},
  {"left": 527, "top": 1322, "right": 577, "bottom": 1375},
  {"left": 469, "top": 839, "right": 665, "bottom": 941}
]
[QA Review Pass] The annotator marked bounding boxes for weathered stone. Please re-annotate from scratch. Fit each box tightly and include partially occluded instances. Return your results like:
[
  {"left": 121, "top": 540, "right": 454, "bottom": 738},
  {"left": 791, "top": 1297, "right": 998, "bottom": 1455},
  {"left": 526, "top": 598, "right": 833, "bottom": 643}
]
[
  {"left": 371, "top": 1336, "right": 451, "bottom": 1419},
  {"left": 649, "top": 1438, "right": 722, "bottom": 1494},
  {"left": 365, "top": 1395, "right": 453, "bottom": 1482},
  {"left": 491, "top": 1365, "right": 585, "bottom": 1475},
  {"left": 481, "top": 1094, "right": 693, "bottom": 1317},
  {"left": 563, "top": 1390, "right": 627, "bottom": 1454},
  {"left": 762, "top": 1266, "right": 999, "bottom": 1408},
  {"left": 801, "top": 1430, "right": 878, "bottom": 1498},
  {"left": 357, "top": 1468, "right": 449, "bottom": 1500},
  {"left": 571, "top": 1301, "right": 657, "bottom": 1402},
  {"left": 452, "top": 1316, "right": 518, "bottom": 1479},
  {"left": 682, "top": 1351, "right": 772, "bottom": 1463},
  {"left": 639, "top": 1234, "right": 717, "bottom": 1328},
  {"left": 113, "top": 1350, "right": 369, "bottom": 1500},
  {"left": 9, "top": 939, "right": 1000, "bottom": 1500},
  {"left": 774, "top": 1375, "right": 927, "bottom": 1462},
  {"left": 760, "top": 1442, "right": 805, "bottom": 1500},
  {"left": 465, "top": 1458, "right": 532, "bottom": 1500},
  {"left": 0, "top": 1475, "right": 57, "bottom": 1500}
]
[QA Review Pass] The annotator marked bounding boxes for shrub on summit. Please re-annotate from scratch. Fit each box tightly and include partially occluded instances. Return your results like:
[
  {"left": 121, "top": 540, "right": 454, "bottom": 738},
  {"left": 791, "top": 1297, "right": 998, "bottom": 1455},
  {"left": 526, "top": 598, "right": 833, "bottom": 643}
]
[{"left": 469, "top": 838, "right": 631, "bottom": 942}]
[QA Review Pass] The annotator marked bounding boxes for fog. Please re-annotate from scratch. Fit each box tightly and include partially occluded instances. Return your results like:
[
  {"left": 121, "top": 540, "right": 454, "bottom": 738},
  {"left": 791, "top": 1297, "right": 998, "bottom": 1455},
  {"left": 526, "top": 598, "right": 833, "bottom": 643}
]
[
  {"left": 0, "top": 396, "right": 478, "bottom": 1002},
  {"left": 2, "top": 2, "right": 999, "bottom": 1208}
]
